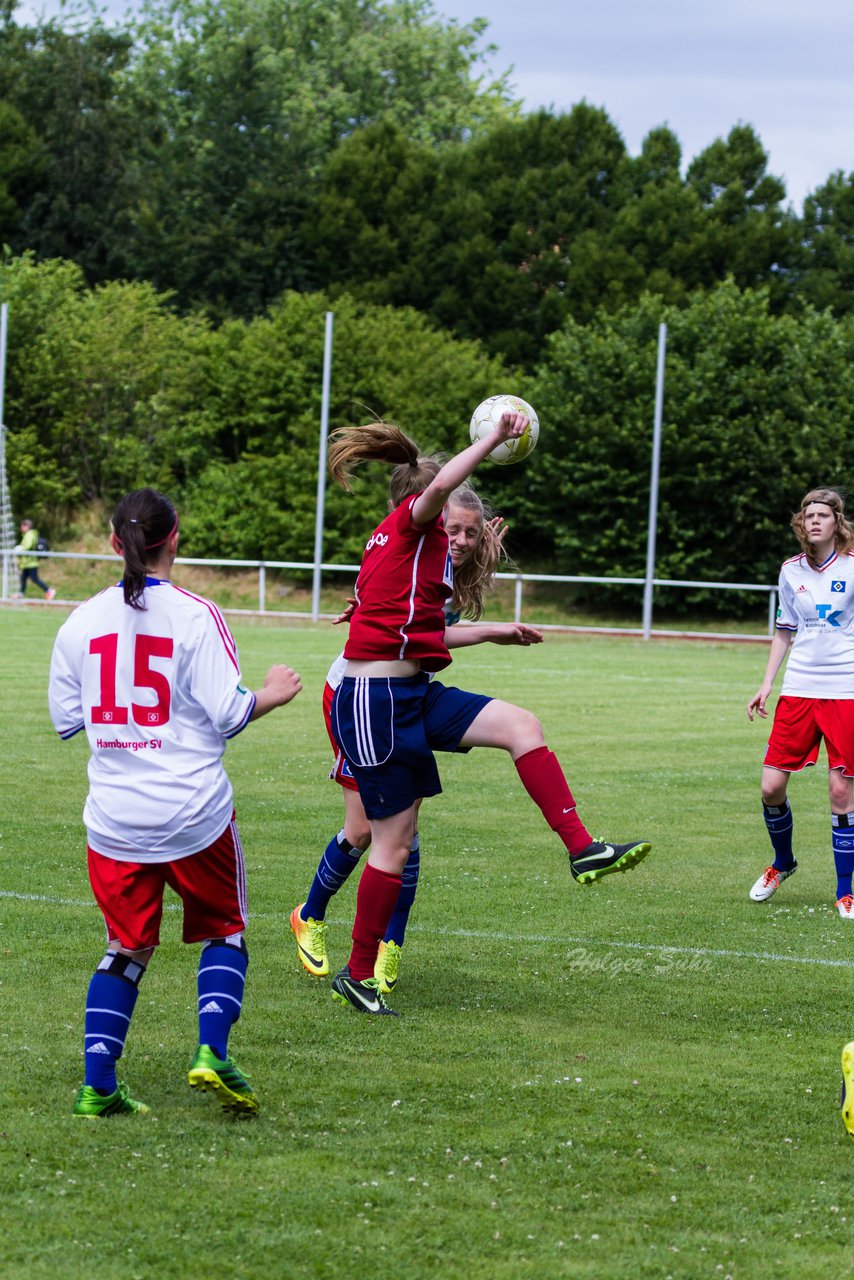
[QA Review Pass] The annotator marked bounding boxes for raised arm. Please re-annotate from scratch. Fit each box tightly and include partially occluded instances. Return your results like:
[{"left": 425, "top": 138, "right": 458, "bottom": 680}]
[{"left": 411, "top": 412, "right": 529, "bottom": 527}]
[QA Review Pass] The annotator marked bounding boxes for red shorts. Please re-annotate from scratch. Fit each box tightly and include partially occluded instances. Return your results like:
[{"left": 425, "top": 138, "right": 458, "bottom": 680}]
[
  {"left": 323, "top": 680, "right": 359, "bottom": 792},
  {"left": 87, "top": 814, "right": 248, "bottom": 951},
  {"left": 765, "top": 696, "right": 854, "bottom": 775}
]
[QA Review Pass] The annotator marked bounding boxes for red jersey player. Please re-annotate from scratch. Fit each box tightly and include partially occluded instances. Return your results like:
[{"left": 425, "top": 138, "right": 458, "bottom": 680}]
[
  {"left": 323, "top": 416, "right": 652, "bottom": 1016},
  {"left": 290, "top": 490, "right": 543, "bottom": 994}
]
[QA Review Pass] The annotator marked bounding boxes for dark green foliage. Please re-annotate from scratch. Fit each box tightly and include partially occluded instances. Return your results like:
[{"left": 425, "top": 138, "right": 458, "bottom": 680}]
[
  {"left": 504, "top": 281, "right": 854, "bottom": 614},
  {"left": 114, "top": 0, "right": 517, "bottom": 315},
  {"left": 307, "top": 115, "right": 805, "bottom": 367},
  {"left": 0, "top": 257, "right": 510, "bottom": 557},
  {"left": 8, "top": 251, "right": 854, "bottom": 620},
  {"left": 0, "top": 11, "right": 143, "bottom": 282},
  {"left": 798, "top": 170, "right": 854, "bottom": 316}
]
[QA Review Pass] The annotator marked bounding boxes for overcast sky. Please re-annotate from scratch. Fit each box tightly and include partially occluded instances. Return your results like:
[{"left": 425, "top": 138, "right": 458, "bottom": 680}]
[
  {"left": 16, "top": 0, "right": 854, "bottom": 208},
  {"left": 439, "top": 0, "right": 853, "bottom": 207}
]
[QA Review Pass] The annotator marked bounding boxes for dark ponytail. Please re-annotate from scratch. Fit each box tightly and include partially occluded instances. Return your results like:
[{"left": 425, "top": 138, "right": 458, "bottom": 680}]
[{"left": 111, "top": 489, "right": 178, "bottom": 609}]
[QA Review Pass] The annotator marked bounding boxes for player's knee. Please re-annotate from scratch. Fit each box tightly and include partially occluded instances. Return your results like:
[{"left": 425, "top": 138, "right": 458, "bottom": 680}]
[
  {"left": 202, "top": 933, "right": 248, "bottom": 959},
  {"left": 98, "top": 947, "right": 151, "bottom": 985},
  {"left": 829, "top": 773, "right": 853, "bottom": 810},
  {"left": 505, "top": 705, "right": 544, "bottom": 754}
]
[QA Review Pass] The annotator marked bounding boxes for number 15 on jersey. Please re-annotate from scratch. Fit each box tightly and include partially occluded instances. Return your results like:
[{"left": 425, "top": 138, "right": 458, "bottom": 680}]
[{"left": 89, "top": 632, "right": 174, "bottom": 727}]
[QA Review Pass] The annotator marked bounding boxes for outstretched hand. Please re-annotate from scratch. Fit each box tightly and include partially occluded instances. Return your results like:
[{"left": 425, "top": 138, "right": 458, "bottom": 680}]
[
  {"left": 491, "top": 623, "right": 543, "bottom": 646},
  {"left": 485, "top": 515, "right": 509, "bottom": 548}
]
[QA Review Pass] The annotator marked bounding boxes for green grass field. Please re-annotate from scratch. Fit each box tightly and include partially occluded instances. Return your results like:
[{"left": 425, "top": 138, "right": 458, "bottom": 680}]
[{"left": 1, "top": 606, "right": 852, "bottom": 1279}]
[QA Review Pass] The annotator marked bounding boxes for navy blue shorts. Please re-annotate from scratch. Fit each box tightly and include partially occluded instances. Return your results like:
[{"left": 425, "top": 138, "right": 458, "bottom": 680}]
[{"left": 331, "top": 674, "right": 492, "bottom": 819}]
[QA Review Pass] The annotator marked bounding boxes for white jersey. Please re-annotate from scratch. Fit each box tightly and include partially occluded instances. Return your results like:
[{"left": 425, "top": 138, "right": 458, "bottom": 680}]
[
  {"left": 776, "top": 550, "right": 854, "bottom": 697},
  {"left": 49, "top": 577, "right": 256, "bottom": 861}
]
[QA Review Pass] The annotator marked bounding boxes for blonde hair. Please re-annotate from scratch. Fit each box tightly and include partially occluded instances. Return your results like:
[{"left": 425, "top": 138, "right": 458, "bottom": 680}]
[
  {"left": 329, "top": 422, "right": 505, "bottom": 620},
  {"left": 446, "top": 484, "right": 506, "bottom": 620},
  {"left": 791, "top": 487, "right": 854, "bottom": 563}
]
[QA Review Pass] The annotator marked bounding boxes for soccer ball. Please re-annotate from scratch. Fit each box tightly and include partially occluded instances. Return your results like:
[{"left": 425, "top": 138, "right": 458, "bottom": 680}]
[{"left": 469, "top": 394, "right": 540, "bottom": 465}]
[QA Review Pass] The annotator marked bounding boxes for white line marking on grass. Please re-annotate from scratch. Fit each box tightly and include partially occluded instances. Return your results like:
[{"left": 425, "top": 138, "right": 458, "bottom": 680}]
[
  {"left": 4, "top": 889, "right": 853, "bottom": 971},
  {"left": 2, "top": 890, "right": 98, "bottom": 907}
]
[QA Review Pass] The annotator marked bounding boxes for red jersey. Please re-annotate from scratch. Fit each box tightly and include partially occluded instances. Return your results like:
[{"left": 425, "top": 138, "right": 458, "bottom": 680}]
[{"left": 344, "top": 495, "right": 453, "bottom": 671}]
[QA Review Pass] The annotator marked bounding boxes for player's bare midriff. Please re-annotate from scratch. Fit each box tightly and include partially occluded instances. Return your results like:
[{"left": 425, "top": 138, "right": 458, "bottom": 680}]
[{"left": 344, "top": 659, "right": 421, "bottom": 678}]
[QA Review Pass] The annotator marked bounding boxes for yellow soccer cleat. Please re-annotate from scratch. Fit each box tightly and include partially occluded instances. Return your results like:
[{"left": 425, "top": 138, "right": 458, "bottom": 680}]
[
  {"left": 289, "top": 903, "right": 329, "bottom": 977},
  {"left": 842, "top": 1043, "right": 854, "bottom": 1138},
  {"left": 374, "top": 940, "right": 403, "bottom": 995}
]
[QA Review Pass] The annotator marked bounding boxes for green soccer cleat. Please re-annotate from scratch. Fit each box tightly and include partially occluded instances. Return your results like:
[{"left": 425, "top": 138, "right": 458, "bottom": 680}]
[
  {"left": 290, "top": 903, "right": 329, "bottom": 977},
  {"left": 188, "top": 1044, "right": 258, "bottom": 1116},
  {"left": 331, "top": 967, "right": 399, "bottom": 1016},
  {"left": 569, "top": 838, "right": 652, "bottom": 884},
  {"left": 842, "top": 1043, "right": 854, "bottom": 1138},
  {"left": 374, "top": 940, "right": 403, "bottom": 994},
  {"left": 73, "top": 1081, "right": 150, "bottom": 1118}
]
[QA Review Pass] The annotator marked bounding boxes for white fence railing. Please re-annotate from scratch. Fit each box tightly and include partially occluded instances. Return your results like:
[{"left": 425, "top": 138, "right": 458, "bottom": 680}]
[{"left": 0, "top": 548, "right": 778, "bottom": 640}]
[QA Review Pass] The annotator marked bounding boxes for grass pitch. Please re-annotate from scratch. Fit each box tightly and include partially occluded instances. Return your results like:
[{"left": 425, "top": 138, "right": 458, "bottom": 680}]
[{"left": 1, "top": 606, "right": 852, "bottom": 1279}]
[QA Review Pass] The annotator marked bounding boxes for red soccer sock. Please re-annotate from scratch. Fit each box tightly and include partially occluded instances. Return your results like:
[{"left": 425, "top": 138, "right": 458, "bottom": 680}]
[
  {"left": 348, "top": 862, "right": 404, "bottom": 981},
  {"left": 514, "top": 745, "right": 592, "bottom": 857}
]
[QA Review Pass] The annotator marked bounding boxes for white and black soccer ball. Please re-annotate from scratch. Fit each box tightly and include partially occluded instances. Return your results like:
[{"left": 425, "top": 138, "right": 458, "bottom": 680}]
[{"left": 469, "top": 394, "right": 540, "bottom": 465}]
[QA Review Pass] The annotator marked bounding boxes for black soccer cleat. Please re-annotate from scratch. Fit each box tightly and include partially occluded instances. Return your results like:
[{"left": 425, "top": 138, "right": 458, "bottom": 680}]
[
  {"left": 569, "top": 839, "right": 652, "bottom": 884},
  {"left": 331, "top": 966, "right": 399, "bottom": 1016}
]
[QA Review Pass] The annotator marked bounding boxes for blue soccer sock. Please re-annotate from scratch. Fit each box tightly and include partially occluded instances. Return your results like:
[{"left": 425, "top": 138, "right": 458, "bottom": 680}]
[
  {"left": 763, "top": 800, "right": 795, "bottom": 870},
  {"left": 832, "top": 812, "right": 854, "bottom": 899},
  {"left": 384, "top": 835, "right": 421, "bottom": 947},
  {"left": 303, "top": 829, "right": 365, "bottom": 921},
  {"left": 83, "top": 952, "right": 145, "bottom": 1094},
  {"left": 197, "top": 936, "right": 248, "bottom": 1061}
]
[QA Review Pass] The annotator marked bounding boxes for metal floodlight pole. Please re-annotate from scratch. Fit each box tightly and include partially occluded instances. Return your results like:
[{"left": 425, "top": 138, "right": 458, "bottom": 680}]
[
  {"left": 0, "top": 302, "right": 7, "bottom": 425},
  {"left": 0, "top": 303, "right": 10, "bottom": 601},
  {"left": 642, "top": 322, "right": 667, "bottom": 640},
  {"left": 311, "top": 311, "right": 334, "bottom": 621}
]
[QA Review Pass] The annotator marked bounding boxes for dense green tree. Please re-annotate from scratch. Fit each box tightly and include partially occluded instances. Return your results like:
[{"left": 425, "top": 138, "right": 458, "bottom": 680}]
[
  {"left": 309, "top": 122, "right": 442, "bottom": 313},
  {"left": 685, "top": 124, "right": 800, "bottom": 305},
  {"left": 799, "top": 171, "right": 854, "bottom": 316},
  {"left": 0, "top": 11, "right": 142, "bottom": 281},
  {"left": 180, "top": 290, "right": 512, "bottom": 559},
  {"left": 0, "top": 253, "right": 216, "bottom": 516},
  {"left": 121, "top": 0, "right": 516, "bottom": 315},
  {"left": 0, "top": 254, "right": 511, "bottom": 555},
  {"left": 507, "top": 280, "right": 854, "bottom": 614},
  {"left": 0, "top": 100, "right": 42, "bottom": 239},
  {"left": 309, "top": 106, "right": 632, "bottom": 364}
]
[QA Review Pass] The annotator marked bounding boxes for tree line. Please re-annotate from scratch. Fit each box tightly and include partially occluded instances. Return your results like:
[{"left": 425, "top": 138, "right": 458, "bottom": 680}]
[
  {"left": 2, "top": 0, "right": 853, "bottom": 369},
  {"left": 5, "top": 254, "right": 854, "bottom": 616},
  {"left": 2, "top": 0, "right": 854, "bottom": 617}
]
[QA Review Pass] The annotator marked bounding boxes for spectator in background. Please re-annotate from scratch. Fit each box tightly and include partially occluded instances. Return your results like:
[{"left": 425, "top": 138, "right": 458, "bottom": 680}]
[{"left": 15, "top": 518, "right": 55, "bottom": 600}]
